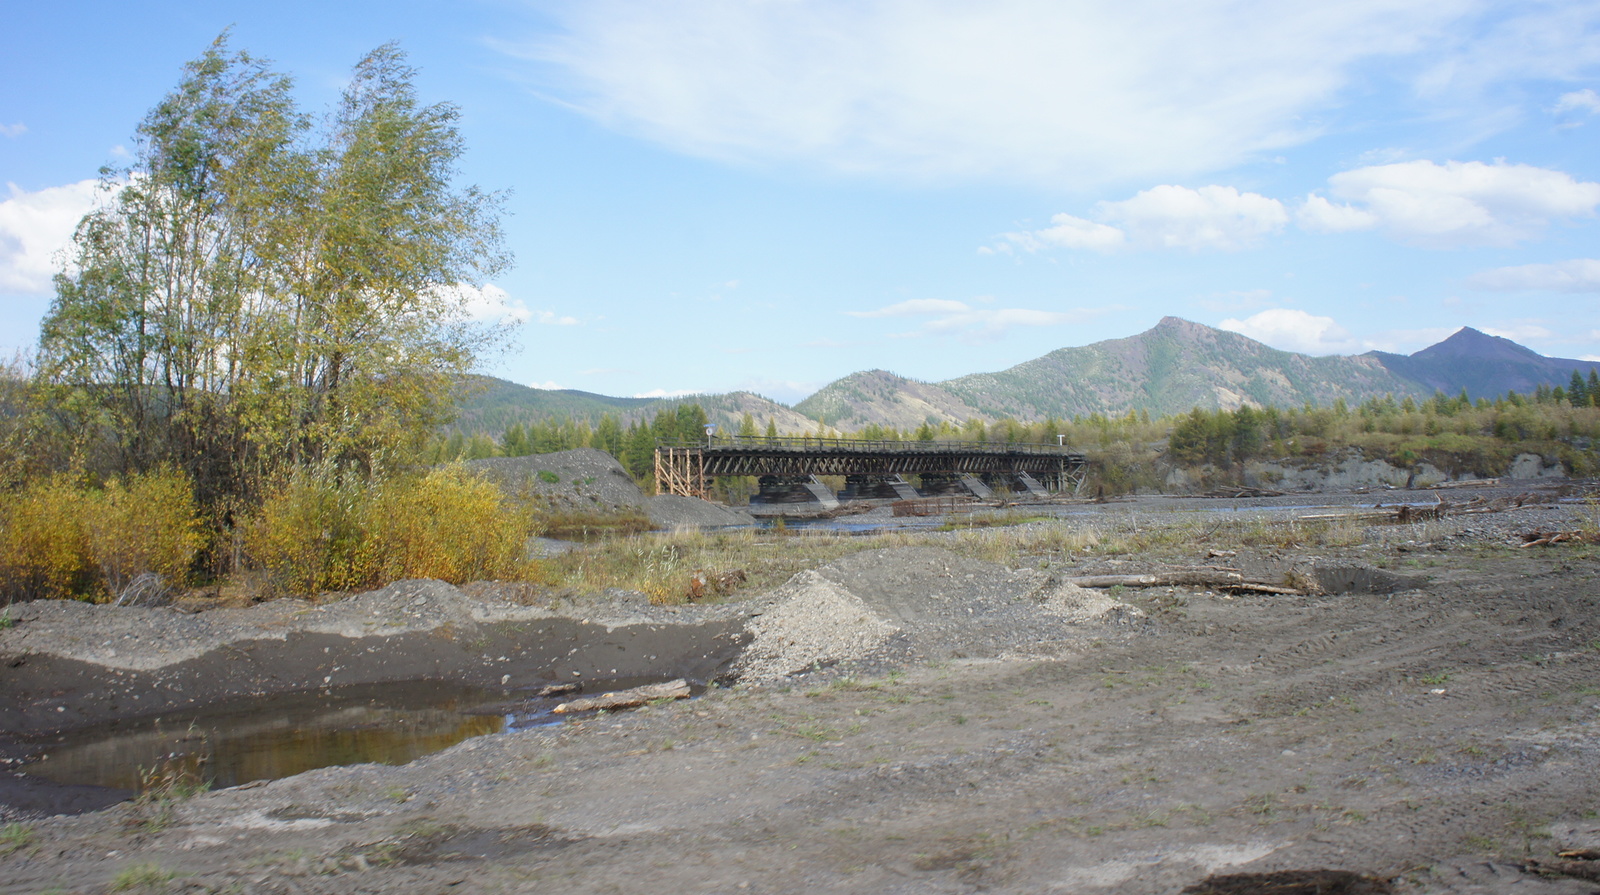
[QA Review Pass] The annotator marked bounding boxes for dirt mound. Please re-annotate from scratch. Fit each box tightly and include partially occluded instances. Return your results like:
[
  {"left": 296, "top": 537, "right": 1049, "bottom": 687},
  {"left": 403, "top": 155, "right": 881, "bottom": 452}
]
[
  {"left": 465, "top": 448, "right": 645, "bottom": 512},
  {"left": 737, "top": 570, "right": 900, "bottom": 683},
  {"left": 735, "top": 546, "right": 1141, "bottom": 682},
  {"left": 646, "top": 494, "right": 756, "bottom": 529}
]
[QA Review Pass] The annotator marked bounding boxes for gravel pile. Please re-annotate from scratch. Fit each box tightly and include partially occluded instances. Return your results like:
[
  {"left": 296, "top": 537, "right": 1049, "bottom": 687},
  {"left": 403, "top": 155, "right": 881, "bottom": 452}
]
[
  {"left": 465, "top": 449, "right": 646, "bottom": 512},
  {"left": 734, "top": 546, "right": 1142, "bottom": 683},
  {"left": 646, "top": 494, "right": 756, "bottom": 530}
]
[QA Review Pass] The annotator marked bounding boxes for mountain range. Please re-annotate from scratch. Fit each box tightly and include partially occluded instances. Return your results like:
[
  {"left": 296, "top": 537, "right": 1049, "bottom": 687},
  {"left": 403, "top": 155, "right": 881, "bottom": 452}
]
[{"left": 458, "top": 318, "right": 1600, "bottom": 434}]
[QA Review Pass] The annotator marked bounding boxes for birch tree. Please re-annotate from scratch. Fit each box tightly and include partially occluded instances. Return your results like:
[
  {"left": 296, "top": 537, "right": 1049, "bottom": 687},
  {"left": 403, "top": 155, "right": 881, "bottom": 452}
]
[{"left": 39, "top": 36, "right": 510, "bottom": 507}]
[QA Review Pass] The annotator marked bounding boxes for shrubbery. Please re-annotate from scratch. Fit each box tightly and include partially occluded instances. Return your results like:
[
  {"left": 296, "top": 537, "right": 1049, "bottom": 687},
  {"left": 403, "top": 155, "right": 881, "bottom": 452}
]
[
  {"left": 0, "top": 469, "right": 201, "bottom": 603},
  {"left": 0, "top": 465, "right": 532, "bottom": 603},
  {"left": 244, "top": 465, "right": 532, "bottom": 598}
]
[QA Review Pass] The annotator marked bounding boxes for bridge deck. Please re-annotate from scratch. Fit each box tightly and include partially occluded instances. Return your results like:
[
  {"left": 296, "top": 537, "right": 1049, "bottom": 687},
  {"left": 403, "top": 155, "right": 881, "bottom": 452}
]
[{"left": 653, "top": 437, "right": 1087, "bottom": 499}]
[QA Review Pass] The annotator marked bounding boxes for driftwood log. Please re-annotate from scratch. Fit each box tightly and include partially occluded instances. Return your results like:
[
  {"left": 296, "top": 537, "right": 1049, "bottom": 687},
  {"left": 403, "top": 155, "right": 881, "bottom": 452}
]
[
  {"left": 1526, "top": 858, "right": 1600, "bottom": 882},
  {"left": 553, "top": 679, "right": 691, "bottom": 714},
  {"left": 1064, "top": 571, "right": 1244, "bottom": 588},
  {"left": 1221, "top": 583, "right": 1309, "bottom": 596},
  {"left": 1519, "top": 530, "right": 1600, "bottom": 547}
]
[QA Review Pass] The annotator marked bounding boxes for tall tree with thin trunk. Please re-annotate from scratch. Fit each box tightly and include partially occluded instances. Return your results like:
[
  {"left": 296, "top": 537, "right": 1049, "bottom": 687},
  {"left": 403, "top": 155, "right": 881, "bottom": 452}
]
[{"left": 39, "top": 36, "right": 510, "bottom": 510}]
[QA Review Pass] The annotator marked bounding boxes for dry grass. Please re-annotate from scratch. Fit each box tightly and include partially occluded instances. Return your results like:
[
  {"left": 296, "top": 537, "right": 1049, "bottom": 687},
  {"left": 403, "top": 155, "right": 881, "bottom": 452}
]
[
  {"left": 539, "top": 528, "right": 919, "bottom": 604},
  {"left": 531, "top": 508, "right": 653, "bottom": 540}
]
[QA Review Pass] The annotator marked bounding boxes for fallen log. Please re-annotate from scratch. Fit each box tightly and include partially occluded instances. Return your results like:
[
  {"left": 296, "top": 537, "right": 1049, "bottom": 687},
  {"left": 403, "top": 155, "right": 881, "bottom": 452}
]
[
  {"left": 1065, "top": 571, "right": 1244, "bottom": 588},
  {"left": 534, "top": 682, "right": 581, "bottom": 697},
  {"left": 1221, "top": 583, "right": 1310, "bottom": 596},
  {"left": 1559, "top": 849, "right": 1600, "bottom": 860},
  {"left": 1526, "top": 858, "right": 1600, "bottom": 882},
  {"left": 553, "top": 679, "right": 691, "bottom": 714},
  {"left": 1431, "top": 478, "right": 1499, "bottom": 489},
  {"left": 1519, "top": 530, "right": 1599, "bottom": 547},
  {"left": 1201, "top": 487, "right": 1286, "bottom": 498}
]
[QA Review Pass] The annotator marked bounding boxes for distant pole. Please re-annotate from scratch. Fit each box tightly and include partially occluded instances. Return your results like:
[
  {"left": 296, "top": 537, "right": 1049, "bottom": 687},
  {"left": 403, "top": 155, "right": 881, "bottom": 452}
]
[
  {"left": 1057, "top": 435, "right": 1065, "bottom": 446},
  {"left": 704, "top": 423, "right": 717, "bottom": 446}
]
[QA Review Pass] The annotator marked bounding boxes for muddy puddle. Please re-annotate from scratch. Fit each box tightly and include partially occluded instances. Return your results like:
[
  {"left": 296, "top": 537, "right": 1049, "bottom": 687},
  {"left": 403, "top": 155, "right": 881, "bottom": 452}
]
[
  {"left": 16, "top": 675, "right": 687, "bottom": 794},
  {"left": 2, "top": 610, "right": 748, "bottom": 815}
]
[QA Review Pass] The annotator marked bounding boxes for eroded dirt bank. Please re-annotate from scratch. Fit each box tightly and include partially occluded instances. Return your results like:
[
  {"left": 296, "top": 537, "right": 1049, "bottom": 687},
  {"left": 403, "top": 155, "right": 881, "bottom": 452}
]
[{"left": 2, "top": 496, "right": 1599, "bottom": 894}]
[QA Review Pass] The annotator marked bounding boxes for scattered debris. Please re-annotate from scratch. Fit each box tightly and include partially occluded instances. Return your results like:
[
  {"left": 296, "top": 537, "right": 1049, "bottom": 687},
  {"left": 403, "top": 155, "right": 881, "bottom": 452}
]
[
  {"left": 1430, "top": 477, "right": 1500, "bottom": 489},
  {"left": 891, "top": 496, "right": 978, "bottom": 517},
  {"left": 552, "top": 679, "right": 691, "bottom": 714},
  {"left": 533, "top": 682, "right": 580, "bottom": 697},
  {"left": 1202, "top": 487, "right": 1286, "bottom": 498},
  {"left": 1221, "top": 582, "right": 1310, "bottom": 596},
  {"left": 1526, "top": 858, "right": 1600, "bottom": 883},
  {"left": 1065, "top": 570, "right": 1244, "bottom": 589},
  {"left": 688, "top": 569, "right": 748, "bottom": 601},
  {"left": 1559, "top": 848, "right": 1600, "bottom": 860},
  {"left": 1519, "top": 529, "right": 1600, "bottom": 547}
]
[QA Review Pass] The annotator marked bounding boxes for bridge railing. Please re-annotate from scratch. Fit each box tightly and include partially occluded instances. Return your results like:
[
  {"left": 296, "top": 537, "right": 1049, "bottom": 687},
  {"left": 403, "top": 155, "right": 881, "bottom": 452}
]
[{"left": 656, "top": 435, "right": 1080, "bottom": 455}]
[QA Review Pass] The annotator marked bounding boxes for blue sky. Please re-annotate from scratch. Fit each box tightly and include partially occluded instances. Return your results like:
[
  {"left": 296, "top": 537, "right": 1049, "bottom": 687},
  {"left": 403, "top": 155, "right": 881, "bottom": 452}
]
[{"left": 3, "top": 1, "right": 1599, "bottom": 404}]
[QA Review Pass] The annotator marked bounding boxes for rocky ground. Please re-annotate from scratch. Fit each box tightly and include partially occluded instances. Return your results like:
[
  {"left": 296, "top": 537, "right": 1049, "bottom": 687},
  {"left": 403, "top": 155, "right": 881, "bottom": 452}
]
[{"left": 1, "top": 485, "right": 1598, "bottom": 894}]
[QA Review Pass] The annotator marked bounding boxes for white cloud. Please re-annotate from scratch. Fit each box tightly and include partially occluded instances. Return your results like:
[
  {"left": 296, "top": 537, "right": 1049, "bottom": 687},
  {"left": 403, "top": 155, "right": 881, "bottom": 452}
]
[
  {"left": 512, "top": 1, "right": 1532, "bottom": 187},
  {"left": 449, "top": 283, "right": 534, "bottom": 325},
  {"left": 1466, "top": 258, "right": 1600, "bottom": 292},
  {"left": 1002, "top": 185, "right": 1286, "bottom": 253},
  {"left": 0, "top": 179, "right": 103, "bottom": 293},
  {"left": 1219, "top": 308, "right": 1360, "bottom": 355},
  {"left": 528, "top": 380, "right": 566, "bottom": 390},
  {"left": 848, "top": 297, "right": 1075, "bottom": 342},
  {"left": 1359, "top": 326, "right": 1457, "bottom": 353},
  {"left": 1297, "top": 193, "right": 1380, "bottom": 233},
  {"left": 0, "top": 124, "right": 25, "bottom": 139},
  {"left": 1195, "top": 289, "right": 1275, "bottom": 314},
  {"left": 1006, "top": 214, "right": 1126, "bottom": 252},
  {"left": 535, "top": 309, "right": 580, "bottom": 326},
  {"left": 1482, "top": 323, "right": 1554, "bottom": 343},
  {"left": 736, "top": 378, "right": 823, "bottom": 405},
  {"left": 1554, "top": 88, "right": 1600, "bottom": 115},
  {"left": 632, "top": 387, "right": 700, "bottom": 398},
  {"left": 1297, "top": 160, "right": 1600, "bottom": 247},
  {"left": 846, "top": 298, "right": 971, "bottom": 318},
  {"left": 1100, "top": 185, "right": 1287, "bottom": 250}
]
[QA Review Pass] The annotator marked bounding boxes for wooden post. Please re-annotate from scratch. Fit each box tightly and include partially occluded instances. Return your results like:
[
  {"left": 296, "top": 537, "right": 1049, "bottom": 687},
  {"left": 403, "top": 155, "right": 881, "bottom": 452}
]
[{"left": 654, "top": 446, "right": 706, "bottom": 497}]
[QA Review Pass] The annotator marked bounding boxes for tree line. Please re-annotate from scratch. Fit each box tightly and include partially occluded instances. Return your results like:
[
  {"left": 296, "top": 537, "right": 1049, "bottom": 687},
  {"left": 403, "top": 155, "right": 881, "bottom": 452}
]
[{"left": 443, "top": 376, "right": 1600, "bottom": 494}]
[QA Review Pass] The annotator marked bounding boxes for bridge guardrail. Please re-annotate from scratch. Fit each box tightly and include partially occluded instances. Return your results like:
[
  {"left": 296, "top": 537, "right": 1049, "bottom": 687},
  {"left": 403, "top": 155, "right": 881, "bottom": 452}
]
[{"left": 655, "top": 436, "right": 1080, "bottom": 455}]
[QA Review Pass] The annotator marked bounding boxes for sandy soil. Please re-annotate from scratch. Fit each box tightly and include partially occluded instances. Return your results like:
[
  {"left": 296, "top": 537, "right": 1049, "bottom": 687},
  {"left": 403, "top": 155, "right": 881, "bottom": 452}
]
[{"left": 2, "top": 488, "right": 1599, "bottom": 894}]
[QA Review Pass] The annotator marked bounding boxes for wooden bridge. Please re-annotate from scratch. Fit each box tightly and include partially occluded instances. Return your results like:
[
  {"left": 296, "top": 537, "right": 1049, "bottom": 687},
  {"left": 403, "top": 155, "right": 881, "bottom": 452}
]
[{"left": 653, "top": 436, "right": 1087, "bottom": 503}]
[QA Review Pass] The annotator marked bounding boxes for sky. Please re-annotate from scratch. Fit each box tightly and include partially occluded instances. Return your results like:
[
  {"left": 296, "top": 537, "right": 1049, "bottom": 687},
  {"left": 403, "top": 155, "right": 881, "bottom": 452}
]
[{"left": 3, "top": 1, "right": 1599, "bottom": 405}]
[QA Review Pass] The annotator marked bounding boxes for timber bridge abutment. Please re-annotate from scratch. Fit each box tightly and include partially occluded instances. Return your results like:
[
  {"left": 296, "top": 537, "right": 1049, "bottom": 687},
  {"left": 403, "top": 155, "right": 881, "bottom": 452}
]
[{"left": 653, "top": 436, "right": 1087, "bottom": 507}]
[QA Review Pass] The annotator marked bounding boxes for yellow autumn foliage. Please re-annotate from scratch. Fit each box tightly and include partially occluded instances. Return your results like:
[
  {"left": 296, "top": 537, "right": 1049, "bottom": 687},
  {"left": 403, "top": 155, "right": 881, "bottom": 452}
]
[
  {"left": 244, "top": 465, "right": 531, "bottom": 598},
  {"left": 0, "top": 469, "right": 201, "bottom": 602}
]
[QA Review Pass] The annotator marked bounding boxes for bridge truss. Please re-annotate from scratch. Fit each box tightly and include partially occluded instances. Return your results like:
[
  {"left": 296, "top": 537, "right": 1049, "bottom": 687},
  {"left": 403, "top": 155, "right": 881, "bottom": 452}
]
[{"left": 653, "top": 436, "right": 1088, "bottom": 500}]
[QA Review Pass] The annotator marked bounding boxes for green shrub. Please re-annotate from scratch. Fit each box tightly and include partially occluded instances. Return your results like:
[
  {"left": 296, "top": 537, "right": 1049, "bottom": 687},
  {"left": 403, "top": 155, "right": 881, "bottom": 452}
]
[{"left": 537, "top": 470, "right": 560, "bottom": 484}]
